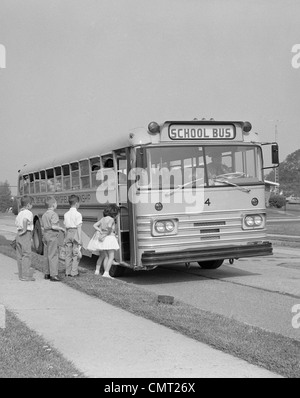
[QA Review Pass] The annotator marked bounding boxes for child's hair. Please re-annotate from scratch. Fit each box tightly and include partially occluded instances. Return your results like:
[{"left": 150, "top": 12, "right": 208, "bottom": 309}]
[
  {"left": 68, "top": 194, "right": 80, "bottom": 206},
  {"left": 103, "top": 204, "right": 120, "bottom": 218},
  {"left": 45, "top": 196, "right": 57, "bottom": 209},
  {"left": 20, "top": 195, "right": 33, "bottom": 208}
]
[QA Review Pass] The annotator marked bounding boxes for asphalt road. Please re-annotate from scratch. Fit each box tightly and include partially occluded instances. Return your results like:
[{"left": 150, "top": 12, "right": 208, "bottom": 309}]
[{"left": 118, "top": 248, "right": 300, "bottom": 341}]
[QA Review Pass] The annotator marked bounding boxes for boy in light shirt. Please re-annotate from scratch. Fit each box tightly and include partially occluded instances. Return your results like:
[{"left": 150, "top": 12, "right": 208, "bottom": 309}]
[
  {"left": 15, "top": 195, "right": 35, "bottom": 281},
  {"left": 64, "top": 194, "right": 82, "bottom": 277}
]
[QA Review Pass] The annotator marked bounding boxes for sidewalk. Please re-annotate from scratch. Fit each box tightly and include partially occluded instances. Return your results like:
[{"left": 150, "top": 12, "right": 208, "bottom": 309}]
[{"left": 0, "top": 253, "right": 281, "bottom": 378}]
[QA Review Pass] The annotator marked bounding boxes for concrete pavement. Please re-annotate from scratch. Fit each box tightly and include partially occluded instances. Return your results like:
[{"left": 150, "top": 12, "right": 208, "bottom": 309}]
[{"left": 0, "top": 253, "right": 281, "bottom": 378}]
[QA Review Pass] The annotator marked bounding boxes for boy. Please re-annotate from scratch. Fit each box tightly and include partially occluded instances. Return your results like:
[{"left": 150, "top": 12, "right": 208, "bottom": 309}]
[
  {"left": 42, "top": 196, "right": 65, "bottom": 282},
  {"left": 64, "top": 194, "right": 82, "bottom": 277},
  {"left": 15, "top": 195, "right": 35, "bottom": 281}
]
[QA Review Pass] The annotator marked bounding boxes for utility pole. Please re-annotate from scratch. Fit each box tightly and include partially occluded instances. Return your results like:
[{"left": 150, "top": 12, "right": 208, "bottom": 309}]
[
  {"left": 269, "top": 119, "right": 280, "bottom": 194},
  {"left": 274, "top": 122, "right": 279, "bottom": 193}
]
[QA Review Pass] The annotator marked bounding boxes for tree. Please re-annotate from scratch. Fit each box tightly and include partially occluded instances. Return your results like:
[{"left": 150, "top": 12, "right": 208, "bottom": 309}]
[
  {"left": 266, "top": 148, "right": 300, "bottom": 196},
  {"left": 0, "top": 181, "right": 13, "bottom": 212}
]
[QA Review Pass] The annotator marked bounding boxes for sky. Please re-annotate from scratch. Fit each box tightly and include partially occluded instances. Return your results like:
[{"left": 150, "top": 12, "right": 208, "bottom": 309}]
[{"left": 0, "top": 0, "right": 300, "bottom": 195}]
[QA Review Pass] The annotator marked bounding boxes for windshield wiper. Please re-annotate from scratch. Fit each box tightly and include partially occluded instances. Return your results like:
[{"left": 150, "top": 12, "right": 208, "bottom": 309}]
[
  {"left": 165, "top": 177, "right": 204, "bottom": 196},
  {"left": 213, "top": 178, "right": 251, "bottom": 193}
]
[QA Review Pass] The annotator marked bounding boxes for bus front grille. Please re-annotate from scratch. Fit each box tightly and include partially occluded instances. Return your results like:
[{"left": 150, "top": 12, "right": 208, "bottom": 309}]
[
  {"left": 201, "top": 235, "right": 220, "bottom": 240},
  {"left": 136, "top": 211, "right": 267, "bottom": 251},
  {"left": 194, "top": 221, "right": 226, "bottom": 227}
]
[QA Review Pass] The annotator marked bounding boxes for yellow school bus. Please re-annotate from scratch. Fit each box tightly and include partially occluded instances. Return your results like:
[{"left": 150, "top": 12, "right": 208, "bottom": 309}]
[{"left": 17, "top": 119, "right": 279, "bottom": 276}]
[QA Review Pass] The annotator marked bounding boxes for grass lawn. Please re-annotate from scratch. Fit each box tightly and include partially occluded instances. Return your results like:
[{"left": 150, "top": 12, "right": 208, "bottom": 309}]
[
  {"left": 267, "top": 222, "right": 300, "bottom": 236},
  {"left": 0, "top": 235, "right": 299, "bottom": 378},
  {"left": 0, "top": 310, "right": 85, "bottom": 378},
  {"left": 266, "top": 204, "right": 300, "bottom": 248},
  {"left": 267, "top": 218, "right": 300, "bottom": 248}
]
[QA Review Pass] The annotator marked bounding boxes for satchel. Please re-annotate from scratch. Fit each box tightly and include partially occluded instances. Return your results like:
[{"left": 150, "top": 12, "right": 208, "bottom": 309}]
[{"left": 10, "top": 239, "right": 17, "bottom": 250}]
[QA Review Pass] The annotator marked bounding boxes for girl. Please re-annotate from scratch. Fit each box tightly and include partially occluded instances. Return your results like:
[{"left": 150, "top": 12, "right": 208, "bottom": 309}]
[
  {"left": 101, "top": 204, "right": 120, "bottom": 278},
  {"left": 87, "top": 204, "right": 120, "bottom": 277}
]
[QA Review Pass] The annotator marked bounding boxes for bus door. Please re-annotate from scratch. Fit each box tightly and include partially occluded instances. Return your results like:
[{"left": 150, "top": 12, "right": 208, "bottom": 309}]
[{"left": 113, "top": 149, "right": 130, "bottom": 263}]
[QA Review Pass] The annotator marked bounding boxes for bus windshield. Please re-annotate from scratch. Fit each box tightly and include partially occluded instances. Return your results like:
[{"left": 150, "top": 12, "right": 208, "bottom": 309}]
[{"left": 140, "top": 145, "right": 263, "bottom": 189}]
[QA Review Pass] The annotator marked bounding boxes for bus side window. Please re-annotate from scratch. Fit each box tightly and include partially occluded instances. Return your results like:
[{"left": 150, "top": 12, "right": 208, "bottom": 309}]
[
  {"left": 71, "top": 162, "right": 80, "bottom": 190},
  {"left": 80, "top": 159, "right": 91, "bottom": 189},
  {"left": 40, "top": 170, "right": 47, "bottom": 193},
  {"left": 102, "top": 156, "right": 114, "bottom": 168},
  {"left": 90, "top": 157, "right": 101, "bottom": 187},
  {"left": 29, "top": 173, "right": 35, "bottom": 194},
  {"left": 34, "top": 172, "right": 40, "bottom": 193},
  {"left": 46, "top": 169, "right": 55, "bottom": 192},
  {"left": 62, "top": 164, "right": 71, "bottom": 190},
  {"left": 55, "top": 166, "right": 62, "bottom": 192},
  {"left": 19, "top": 176, "right": 24, "bottom": 195},
  {"left": 23, "top": 175, "right": 29, "bottom": 194}
]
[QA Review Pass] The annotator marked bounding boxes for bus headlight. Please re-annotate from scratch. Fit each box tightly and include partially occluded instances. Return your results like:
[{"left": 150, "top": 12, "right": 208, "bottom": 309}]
[
  {"left": 243, "top": 214, "right": 265, "bottom": 229},
  {"left": 245, "top": 216, "right": 255, "bottom": 227},
  {"left": 155, "top": 221, "right": 165, "bottom": 233},
  {"left": 152, "top": 219, "right": 178, "bottom": 236},
  {"left": 254, "top": 215, "right": 263, "bottom": 226},
  {"left": 165, "top": 220, "right": 175, "bottom": 232}
]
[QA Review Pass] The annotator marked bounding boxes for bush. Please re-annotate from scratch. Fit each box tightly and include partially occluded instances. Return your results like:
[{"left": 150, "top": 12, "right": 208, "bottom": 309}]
[{"left": 269, "top": 194, "right": 286, "bottom": 208}]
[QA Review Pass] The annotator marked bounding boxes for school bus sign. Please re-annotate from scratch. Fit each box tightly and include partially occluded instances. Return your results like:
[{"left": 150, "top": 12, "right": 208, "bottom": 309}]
[{"left": 168, "top": 124, "right": 235, "bottom": 140}]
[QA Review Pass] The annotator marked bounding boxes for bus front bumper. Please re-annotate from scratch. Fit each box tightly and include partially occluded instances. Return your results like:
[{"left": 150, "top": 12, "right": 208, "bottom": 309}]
[{"left": 141, "top": 241, "right": 272, "bottom": 268}]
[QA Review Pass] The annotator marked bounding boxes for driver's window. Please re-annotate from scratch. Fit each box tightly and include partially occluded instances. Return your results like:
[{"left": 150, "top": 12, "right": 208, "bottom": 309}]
[
  {"left": 222, "top": 153, "right": 233, "bottom": 170},
  {"left": 234, "top": 152, "right": 244, "bottom": 174}
]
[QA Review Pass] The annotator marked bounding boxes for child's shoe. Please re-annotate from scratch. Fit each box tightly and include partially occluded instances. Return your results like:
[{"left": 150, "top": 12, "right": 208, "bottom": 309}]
[
  {"left": 95, "top": 269, "right": 100, "bottom": 275},
  {"left": 102, "top": 272, "right": 113, "bottom": 279}
]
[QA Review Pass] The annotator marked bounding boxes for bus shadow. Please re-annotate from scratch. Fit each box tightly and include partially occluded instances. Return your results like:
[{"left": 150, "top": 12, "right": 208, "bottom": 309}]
[
  {"left": 120, "top": 262, "right": 261, "bottom": 285},
  {"left": 79, "top": 256, "right": 262, "bottom": 284}
]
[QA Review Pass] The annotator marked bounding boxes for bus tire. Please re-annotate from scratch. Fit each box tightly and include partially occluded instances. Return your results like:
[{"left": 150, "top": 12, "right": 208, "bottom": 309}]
[
  {"left": 109, "top": 264, "right": 126, "bottom": 277},
  {"left": 198, "top": 260, "right": 224, "bottom": 269},
  {"left": 33, "top": 219, "right": 43, "bottom": 255}
]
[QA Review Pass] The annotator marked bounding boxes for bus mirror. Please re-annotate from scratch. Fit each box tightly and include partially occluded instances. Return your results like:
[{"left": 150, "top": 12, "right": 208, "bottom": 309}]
[
  {"left": 136, "top": 147, "right": 147, "bottom": 169},
  {"left": 271, "top": 144, "right": 279, "bottom": 165}
]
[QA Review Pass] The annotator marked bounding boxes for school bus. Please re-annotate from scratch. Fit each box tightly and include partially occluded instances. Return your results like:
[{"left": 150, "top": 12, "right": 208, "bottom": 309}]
[{"left": 17, "top": 119, "right": 279, "bottom": 276}]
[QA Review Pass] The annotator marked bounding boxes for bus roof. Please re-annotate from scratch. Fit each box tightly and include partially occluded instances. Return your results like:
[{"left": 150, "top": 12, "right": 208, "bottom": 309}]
[
  {"left": 164, "top": 120, "right": 245, "bottom": 126},
  {"left": 18, "top": 120, "right": 251, "bottom": 175}
]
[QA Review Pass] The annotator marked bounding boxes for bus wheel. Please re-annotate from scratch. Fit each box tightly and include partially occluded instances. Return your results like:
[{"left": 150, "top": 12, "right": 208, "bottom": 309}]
[
  {"left": 198, "top": 260, "right": 224, "bottom": 269},
  {"left": 109, "top": 264, "right": 126, "bottom": 277},
  {"left": 33, "top": 219, "right": 43, "bottom": 255}
]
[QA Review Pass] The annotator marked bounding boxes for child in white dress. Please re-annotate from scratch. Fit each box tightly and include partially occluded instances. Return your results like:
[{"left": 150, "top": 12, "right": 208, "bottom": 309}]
[{"left": 87, "top": 204, "right": 120, "bottom": 277}]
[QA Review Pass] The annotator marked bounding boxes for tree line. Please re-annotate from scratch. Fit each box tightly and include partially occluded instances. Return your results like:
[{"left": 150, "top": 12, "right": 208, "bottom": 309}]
[
  {"left": 0, "top": 181, "right": 13, "bottom": 212},
  {"left": 266, "top": 148, "right": 300, "bottom": 196}
]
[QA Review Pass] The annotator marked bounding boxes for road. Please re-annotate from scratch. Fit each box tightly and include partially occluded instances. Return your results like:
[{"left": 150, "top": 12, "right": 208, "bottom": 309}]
[{"left": 118, "top": 247, "right": 300, "bottom": 341}]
